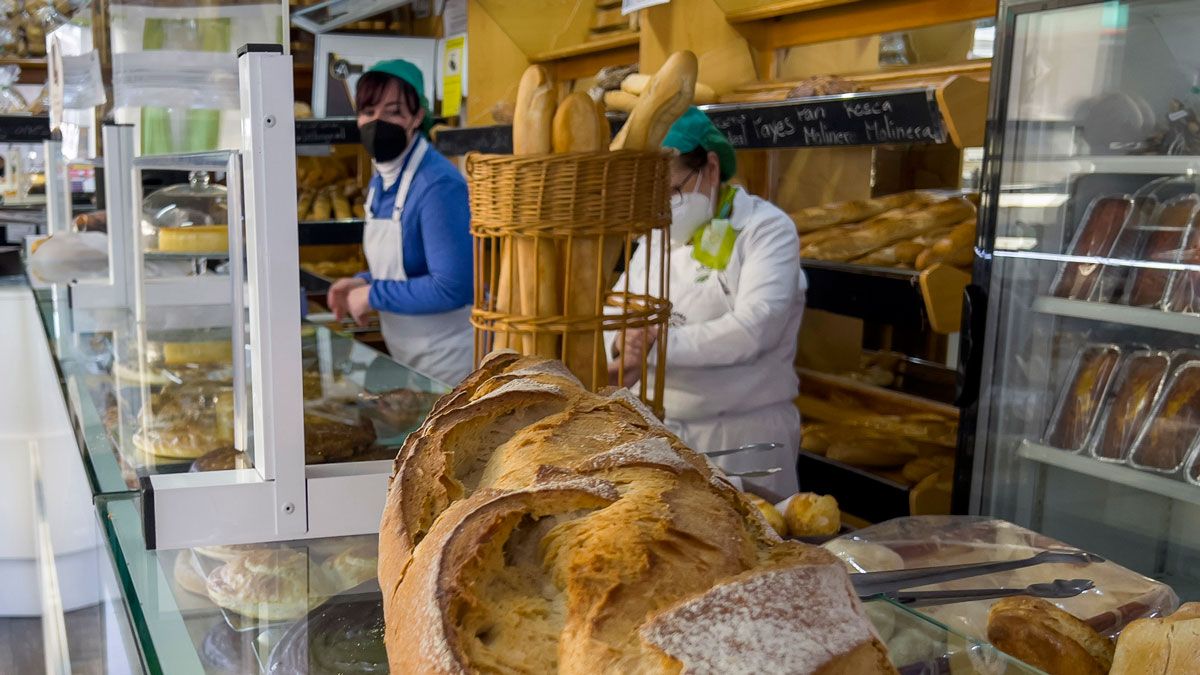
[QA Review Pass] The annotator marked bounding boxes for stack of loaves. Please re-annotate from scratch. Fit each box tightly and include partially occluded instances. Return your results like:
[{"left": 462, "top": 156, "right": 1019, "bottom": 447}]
[{"left": 378, "top": 351, "right": 897, "bottom": 674}]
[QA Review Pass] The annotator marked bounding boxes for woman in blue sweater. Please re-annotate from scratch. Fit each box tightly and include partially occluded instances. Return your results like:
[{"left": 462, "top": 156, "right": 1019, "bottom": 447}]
[{"left": 327, "top": 60, "right": 474, "bottom": 385}]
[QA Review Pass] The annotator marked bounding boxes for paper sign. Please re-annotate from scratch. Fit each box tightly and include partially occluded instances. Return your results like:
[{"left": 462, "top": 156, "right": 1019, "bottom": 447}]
[
  {"left": 441, "top": 36, "right": 464, "bottom": 117},
  {"left": 621, "top": 0, "right": 669, "bottom": 16}
]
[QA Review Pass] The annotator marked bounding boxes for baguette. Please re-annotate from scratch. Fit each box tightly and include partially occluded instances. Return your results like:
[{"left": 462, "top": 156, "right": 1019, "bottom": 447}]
[
  {"left": 556, "top": 93, "right": 611, "bottom": 384},
  {"left": 310, "top": 190, "right": 332, "bottom": 220},
  {"left": 332, "top": 190, "right": 352, "bottom": 220},
  {"left": 513, "top": 65, "right": 560, "bottom": 356},
  {"left": 790, "top": 192, "right": 915, "bottom": 233},
  {"left": 802, "top": 197, "right": 976, "bottom": 262},
  {"left": 624, "top": 73, "right": 715, "bottom": 105},
  {"left": 512, "top": 65, "right": 556, "bottom": 155},
  {"left": 799, "top": 224, "right": 854, "bottom": 248},
  {"left": 604, "top": 89, "right": 639, "bottom": 114},
  {"left": 553, "top": 92, "right": 605, "bottom": 153},
  {"left": 611, "top": 50, "right": 697, "bottom": 151},
  {"left": 854, "top": 241, "right": 923, "bottom": 267},
  {"left": 595, "top": 98, "right": 612, "bottom": 148},
  {"left": 297, "top": 189, "right": 315, "bottom": 221},
  {"left": 916, "top": 219, "right": 976, "bottom": 270}
]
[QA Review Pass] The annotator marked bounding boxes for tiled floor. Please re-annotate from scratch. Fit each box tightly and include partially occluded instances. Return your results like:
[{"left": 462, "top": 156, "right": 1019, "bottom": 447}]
[{"left": 0, "top": 607, "right": 107, "bottom": 675}]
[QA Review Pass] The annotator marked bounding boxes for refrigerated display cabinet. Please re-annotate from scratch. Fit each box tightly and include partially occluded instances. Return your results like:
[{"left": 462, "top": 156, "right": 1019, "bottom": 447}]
[{"left": 962, "top": 0, "right": 1200, "bottom": 600}]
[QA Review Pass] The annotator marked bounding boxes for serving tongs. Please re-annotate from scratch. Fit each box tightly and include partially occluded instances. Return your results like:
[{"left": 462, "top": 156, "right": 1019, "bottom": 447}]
[
  {"left": 703, "top": 442, "right": 782, "bottom": 458},
  {"left": 852, "top": 549, "right": 1105, "bottom": 601},
  {"left": 887, "top": 578, "right": 1096, "bottom": 608}
]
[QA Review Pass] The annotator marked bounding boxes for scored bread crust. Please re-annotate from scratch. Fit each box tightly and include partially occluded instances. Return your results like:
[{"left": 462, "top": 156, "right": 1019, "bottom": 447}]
[
  {"left": 987, "top": 596, "right": 1114, "bottom": 675},
  {"left": 206, "top": 548, "right": 329, "bottom": 622},
  {"left": 381, "top": 355, "right": 890, "bottom": 674}
]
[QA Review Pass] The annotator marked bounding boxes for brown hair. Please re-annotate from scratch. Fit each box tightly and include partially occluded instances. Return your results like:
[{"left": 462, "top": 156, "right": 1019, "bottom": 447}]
[
  {"left": 675, "top": 146, "right": 709, "bottom": 172},
  {"left": 355, "top": 71, "right": 421, "bottom": 115}
]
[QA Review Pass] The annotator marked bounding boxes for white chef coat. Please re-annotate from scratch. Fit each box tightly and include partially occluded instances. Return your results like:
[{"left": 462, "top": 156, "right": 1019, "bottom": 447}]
[{"left": 616, "top": 186, "right": 807, "bottom": 500}]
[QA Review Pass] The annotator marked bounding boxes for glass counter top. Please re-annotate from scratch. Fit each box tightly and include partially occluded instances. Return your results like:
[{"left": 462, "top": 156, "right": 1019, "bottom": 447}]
[
  {"left": 92, "top": 490, "right": 1044, "bottom": 675},
  {"left": 30, "top": 283, "right": 447, "bottom": 496}
]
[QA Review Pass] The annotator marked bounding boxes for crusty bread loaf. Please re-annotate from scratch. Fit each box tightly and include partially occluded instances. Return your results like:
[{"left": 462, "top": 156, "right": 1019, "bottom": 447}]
[
  {"left": 603, "top": 88, "right": 639, "bottom": 113},
  {"left": 552, "top": 92, "right": 605, "bottom": 153},
  {"left": 610, "top": 50, "right": 697, "bottom": 151},
  {"left": 987, "top": 596, "right": 1114, "bottom": 675},
  {"left": 380, "top": 355, "right": 895, "bottom": 674},
  {"left": 803, "top": 197, "right": 976, "bottom": 262},
  {"left": 791, "top": 192, "right": 915, "bottom": 233},
  {"left": 512, "top": 65, "right": 555, "bottom": 155},
  {"left": 1110, "top": 602, "right": 1200, "bottom": 675}
]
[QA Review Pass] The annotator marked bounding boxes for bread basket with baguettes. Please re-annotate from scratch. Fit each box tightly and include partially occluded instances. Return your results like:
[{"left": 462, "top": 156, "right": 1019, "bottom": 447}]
[
  {"left": 468, "top": 56, "right": 704, "bottom": 416},
  {"left": 378, "top": 352, "right": 898, "bottom": 674}
]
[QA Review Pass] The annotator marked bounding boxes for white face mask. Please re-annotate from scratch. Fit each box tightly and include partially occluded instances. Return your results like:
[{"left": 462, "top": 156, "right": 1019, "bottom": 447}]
[{"left": 669, "top": 173, "right": 715, "bottom": 246}]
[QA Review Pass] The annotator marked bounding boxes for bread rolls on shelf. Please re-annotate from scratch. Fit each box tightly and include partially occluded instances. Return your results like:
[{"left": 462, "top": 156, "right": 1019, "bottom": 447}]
[
  {"left": 380, "top": 353, "right": 895, "bottom": 674},
  {"left": 802, "top": 197, "right": 976, "bottom": 263},
  {"left": 915, "top": 218, "right": 976, "bottom": 270},
  {"left": 791, "top": 191, "right": 915, "bottom": 233}
]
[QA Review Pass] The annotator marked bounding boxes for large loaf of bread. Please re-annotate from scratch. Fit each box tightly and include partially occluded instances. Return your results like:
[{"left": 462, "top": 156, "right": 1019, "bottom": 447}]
[
  {"left": 801, "top": 197, "right": 976, "bottom": 262},
  {"left": 379, "top": 351, "right": 895, "bottom": 674}
]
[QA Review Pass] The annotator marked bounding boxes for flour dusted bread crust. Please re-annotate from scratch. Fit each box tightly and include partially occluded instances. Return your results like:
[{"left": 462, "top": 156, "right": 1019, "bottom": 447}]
[
  {"left": 380, "top": 355, "right": 895, "bottom": 674},
  {"left": 987, "top": 596, "right": 1114, "bottom": 675}
]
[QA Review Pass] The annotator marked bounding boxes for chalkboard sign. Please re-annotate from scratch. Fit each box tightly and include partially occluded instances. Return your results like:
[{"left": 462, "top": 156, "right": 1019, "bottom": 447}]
[
  {"left": 295, "top": 118, "right": 359, "bottom": 145},
  {"left": 434, "top": 124, "right": 513, "bottom": 156},
  {"left": 0, "top": 115, "right": 51, "bottom": 143},
  {"left": 702, "top": 88, "right": 946, "bottom": 150}
]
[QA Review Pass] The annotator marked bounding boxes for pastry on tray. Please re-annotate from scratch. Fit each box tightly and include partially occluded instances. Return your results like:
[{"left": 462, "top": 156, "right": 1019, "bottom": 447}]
[
  {"left": 206, "top": 548, "right": 331, "bottom": 622},
  {"left": 987, "top": 596, "right": 1115, "bottom": 675},
  {"left": 1110, "top": 602, "right": 1200, "bottom": 675},
  {"left": 173, "top": 550, "right": 209, "bottom": 598},
  {"left": 322, "top": 541, "right": 379, "bottom": 593}
]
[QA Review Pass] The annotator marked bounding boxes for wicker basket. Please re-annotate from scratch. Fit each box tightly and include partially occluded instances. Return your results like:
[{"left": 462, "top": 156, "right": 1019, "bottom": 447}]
[{"left": 467, "top": 149, "right": 672, "bottom": 415}]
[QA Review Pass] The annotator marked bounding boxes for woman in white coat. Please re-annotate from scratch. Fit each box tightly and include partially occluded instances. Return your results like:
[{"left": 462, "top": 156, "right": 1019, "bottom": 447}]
[{"left": 612, "top": 107, "right": 807, "bottom": 501}]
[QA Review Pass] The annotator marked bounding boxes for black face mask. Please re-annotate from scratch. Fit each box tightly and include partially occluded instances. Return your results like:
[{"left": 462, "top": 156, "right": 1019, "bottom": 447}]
[{"left": 360, "top": 119, "right": 411, "bottom": 163}]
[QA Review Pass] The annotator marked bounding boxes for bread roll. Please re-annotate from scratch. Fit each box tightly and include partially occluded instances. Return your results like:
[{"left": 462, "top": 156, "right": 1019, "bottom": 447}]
[
  {"left": 512, "top": 65, "right": 555, "bottom": 155},
  {"left": 744, "top": 492, "right": 787, "bottom": 536},
  {"left": 611, "top": 50, "right": 697, "bottom": 151},
  {"left": 803, "top": 197, "right": 976, "bottom": 262},
  {"left": 987, "top": 596, "right": 1114, "bottom": 675},
  {"left": 323, "top": 540, "right": 379, "bottom": 593},
  {"left": 917, "top": 219, "right": 977, "bottom": 269},
  {"left": 620, "top": 73, "right": 651, "bottom": 95},
  {"left": 173, "top": 550, "right": 209, "bottom": 598},
  {"left": 901, "top": 454, "right": 953, "bottom": 483},
  {"left": 553, "top": 92, "right": 605, "bottom": 153},
  {"left": 604, "top": 89, "right": 639, "bottom": 113},
  {"left": 1110, "top": 602, "right": 1200, "bottom": 675},
  {"left": 791, "top": 192, "right": 915, "bottom": 233},
  {"left": 784, "top": 492, "right": 840, "bottom": 537},
  {"left": 693, "top": 82, "right": 717, "bottom": 105}
]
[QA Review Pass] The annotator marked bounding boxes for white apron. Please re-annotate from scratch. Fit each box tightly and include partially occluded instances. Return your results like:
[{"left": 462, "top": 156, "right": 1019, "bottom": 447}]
[
  {"left": 664, "top": 255, "right": 800, "bottom": 502},
  {"left": 363, "top": 137, "right": 474, "bottom": 386}
]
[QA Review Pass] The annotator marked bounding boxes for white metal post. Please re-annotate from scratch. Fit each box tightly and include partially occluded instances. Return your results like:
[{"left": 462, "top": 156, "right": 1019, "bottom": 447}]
[
  {"left": 238, "top": 44, "right": 306, "bottom": 536},
  {"left": 42, "top": 140, "right": 69, "bottom": 235},
  {"left": 104, "top": 125, "right": 135, "bottom": 307}
]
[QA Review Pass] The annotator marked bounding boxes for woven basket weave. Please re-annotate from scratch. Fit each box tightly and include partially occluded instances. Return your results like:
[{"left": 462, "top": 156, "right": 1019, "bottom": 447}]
[{"left": 467, "top": 150, "right": 672, "bottom": 415}]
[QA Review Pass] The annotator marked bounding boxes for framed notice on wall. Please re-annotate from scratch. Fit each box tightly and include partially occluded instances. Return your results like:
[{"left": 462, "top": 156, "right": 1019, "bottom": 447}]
[{"left": 312, "top": 34, "right": 438, "bottom": 118}]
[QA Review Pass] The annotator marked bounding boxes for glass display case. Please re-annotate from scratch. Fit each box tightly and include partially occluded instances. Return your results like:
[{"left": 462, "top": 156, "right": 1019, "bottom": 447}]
[{"left": 965, "top": 0, "right": 1200, "bottom": 601}]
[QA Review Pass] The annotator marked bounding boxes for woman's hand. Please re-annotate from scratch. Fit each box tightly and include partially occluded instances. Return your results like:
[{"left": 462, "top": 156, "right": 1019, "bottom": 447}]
[
  {"left": 347, "top": 284, "right": 375, "bottom": 326},
  {"left": 607, "top": 325, "right": 659, "bottom": 387},
  {"left": 329, "top": 276, "right": 368, "bottom": 321}
]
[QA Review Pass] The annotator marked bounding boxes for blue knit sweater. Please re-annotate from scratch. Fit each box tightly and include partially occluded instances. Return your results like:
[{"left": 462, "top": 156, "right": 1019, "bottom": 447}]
[{"left": 355, "top": 144, "right": 473, "bottom": 314}]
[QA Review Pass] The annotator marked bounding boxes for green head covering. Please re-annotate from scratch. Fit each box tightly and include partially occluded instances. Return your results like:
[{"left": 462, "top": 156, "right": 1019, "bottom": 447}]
[
  {"left": 366, "top": 59, "right": 434, "bottom": 134},
  {"left": 662, "top": 106, "right": 736, "bottom": 181}
]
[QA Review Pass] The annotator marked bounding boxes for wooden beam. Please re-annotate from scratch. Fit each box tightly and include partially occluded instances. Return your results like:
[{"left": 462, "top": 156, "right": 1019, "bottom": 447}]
[
  {"left": 722, "top": 0, "right": 861, "bottom": 23},
  {"left": 529, "top": 31, "right": 640, "bottom": 63},
  {"left": 741, "top": 0, "right": 997, "bottom": 51}
]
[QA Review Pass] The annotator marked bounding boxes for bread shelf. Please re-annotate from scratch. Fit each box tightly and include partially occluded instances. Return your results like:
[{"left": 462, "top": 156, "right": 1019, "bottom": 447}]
[
  {"left": 528, "top": 31, "right": 640, "bottom": 64},
  {"left": 1018, "top": 440, "right": 1200, "bottom": 507},
  {"left": 1032, "top": 296, "right": 1200, "bottom": 336}
]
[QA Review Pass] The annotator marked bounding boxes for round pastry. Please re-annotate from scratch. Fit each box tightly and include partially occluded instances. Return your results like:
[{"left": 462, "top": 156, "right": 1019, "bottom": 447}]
[
  {"left": 823, "top": 539, "right": 904, "bottom": 573},
  {"left": 194, "top": 543, "right": 279, "bottom": 563},
  {"left": 323, "top": 541, "right": 379, "bottom": 593},
  {"left": 743, "top": 492, "right": 787, "bottom": 537},
  {"left": 268, "top": 597, "right": 387, "bottom": 674},
  {"left": 206, "top": 548, "right": 331, "bottom": 622},
  {"left": 189, "top": 447, "right": 250, "bottom": 472},
  {"left": 987, "top": 596, "right": 1114, "bottom": 675},
  {"left": 784, "top": 492, "right": 840, "bottom": 537},
  {"left": 173, "top": 550, "right": 209, "bottom": 598}
]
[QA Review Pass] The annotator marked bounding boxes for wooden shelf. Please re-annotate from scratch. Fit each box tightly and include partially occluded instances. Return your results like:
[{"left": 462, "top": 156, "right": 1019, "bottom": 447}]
[
  {"left": 1032, "top": 296, "right": 1200, "bottom": 336},
  {"left": 0, "top": 57, "right": 47, "bottom": 85},
  {"left": 529, "top": 30, "right": 639, "bottom": 63},
  {"left": 721, "top": 0, "right": 861, "bottom": 24},
  {"left": 1019, "top": 440, "right": 1200, "bottom": 507}
]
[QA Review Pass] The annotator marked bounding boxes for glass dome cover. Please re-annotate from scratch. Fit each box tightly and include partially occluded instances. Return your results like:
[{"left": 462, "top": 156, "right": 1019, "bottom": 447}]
[{"left": 142, "top": 171, "right": 228, "bottom": 241}]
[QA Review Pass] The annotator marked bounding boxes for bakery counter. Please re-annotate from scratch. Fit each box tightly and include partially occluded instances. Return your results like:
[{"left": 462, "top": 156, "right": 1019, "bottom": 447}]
[
  {"left": 94, "top": 490, "right": 1045, "bottom": 674},
  {"left": 28, "top": 284, "right": 446, "bottom": 496}
]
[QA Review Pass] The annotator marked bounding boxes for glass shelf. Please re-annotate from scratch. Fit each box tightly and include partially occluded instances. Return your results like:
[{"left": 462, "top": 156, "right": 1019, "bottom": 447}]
[{"left": 29, "top": 284, "right": 447, "bottom": 496}]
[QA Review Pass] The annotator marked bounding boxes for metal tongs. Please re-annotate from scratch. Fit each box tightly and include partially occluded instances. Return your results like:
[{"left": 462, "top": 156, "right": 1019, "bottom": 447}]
[
  {"left": 702, "top": 443, "right": 783, "bottom": 478},
  {"left": 851, "top": 549, "right": 1104, "bottom": 608}
]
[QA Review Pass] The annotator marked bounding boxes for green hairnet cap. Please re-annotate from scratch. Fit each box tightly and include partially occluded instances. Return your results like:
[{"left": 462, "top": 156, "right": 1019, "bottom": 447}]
[
  {"left": 366, "top": 59, "right": 434, "bottom": 133},
  {"left": 662, "top": 106, "right": 736, "bottom": 181}
]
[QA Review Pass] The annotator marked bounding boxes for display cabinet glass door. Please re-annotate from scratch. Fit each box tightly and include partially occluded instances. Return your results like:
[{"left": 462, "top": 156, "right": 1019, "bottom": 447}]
[{"left": 970, "top": 0, "right": 1200, "bottom": 600}]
